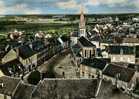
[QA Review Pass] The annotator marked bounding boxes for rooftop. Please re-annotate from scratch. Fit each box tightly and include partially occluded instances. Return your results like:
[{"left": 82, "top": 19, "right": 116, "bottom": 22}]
[
  {"left": 97, "top": 80, "right": 131, "bottom": 99},
  {"left": 78, "top": 36, "right": 96, "bottom": 47},
  {"left": 32, "top": 79, "right": 99, "bottom": 99},
  {"left": 81, "top": 58, "right": 109, "bottom": 70},
  {"left": 109, "top": 45, "right": 134, "bottom": 55},
  {"left": 32, "top": 40, "right": 45, "bottom": 52},
  {"left": 0, "top": 59, "right": 24, "bottom": 76},
  {"left": 19, "top": 44, "right": 36, "bottom": 59},
  {"left": 13, "top": 82, "right": 36, "bottom": 99},
  {"left": 0, "top": 76, "right": 20, "bottom": 96},
  {"left": 103, "top": 63, "right": 135, "bottom": 82}
]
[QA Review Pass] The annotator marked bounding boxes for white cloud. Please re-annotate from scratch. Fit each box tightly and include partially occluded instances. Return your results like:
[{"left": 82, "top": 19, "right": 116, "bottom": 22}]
[
  {"left": 0, "top": 1, "right": 6, "bottom": 14},
  {"left": 86, "top": 0, "right": 128, "bottom": 6},
  {"left": 56, "top": 0, "right": 88, "bottom": 13},
  {"left": 0, "top": 0, "right": 139, "bottom": 15},
  {"left": 85, "top": 0, "right": 100, "bottom": 6},
  {"left": 132, "top": 0, "right": 139, "bottom": 8},
  {"left": 13, "top": 3, "right": 42, "bottom": 14},
  {"left": 0, "top": 2, "right": 42, "bottom": 15},
  {"left": 56, "top": 0, "right": 80, "bottom": 9}
]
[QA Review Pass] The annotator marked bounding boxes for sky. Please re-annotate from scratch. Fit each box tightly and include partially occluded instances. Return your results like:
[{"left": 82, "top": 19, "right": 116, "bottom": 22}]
[{"left": 0, "top": 0, "right": 139, "bottom": 15}]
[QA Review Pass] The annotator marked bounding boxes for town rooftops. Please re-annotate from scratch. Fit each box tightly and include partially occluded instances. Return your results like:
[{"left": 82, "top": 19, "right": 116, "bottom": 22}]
[
  {"left": 71, "top": 31, "right": 78, "bottom": 37},
  {"left": 0, "top": 76, "right": 132, "bottom": 99},
  {"left": 108, "top": 45, "right": 134, "bottom": 54},
  {"left": 103, "top": 63, "right": 135, "bottom": 82},
  {"left": 0, "top": 59, "right": 24, "bottom": 76},
  {"left": 97, "top": 80, "right": 131, "bottom": 99},
  {"left": 19, "top": 44, "right": 36, "bottom": 59},
  {"left": 61, "top": 36, "right": 69, "bottom": 42},
  {"left": 78, "top": 36, "right": 96, "bottom": 47},
  {"left": 32, "top": 40, "right": 45, "bottom": 52},
  {"left": 0, "top": 76, "right": 20, "bottom": 96},
  {"left": 72, "top": 44, "right": 82, "bottom": 57},
  {"left": 111, "top": 62, "right": 136, "bottom": 70},
  {"left": 123, "top": 37, "right": 139, "bottom": 43},
  {"left": 32, "top": 78, "right": 99, "bottom": 99},
  {"left": 48, "top": 38, "right": 60, "bottom": 45},
  {"left": 81, "top": 58, "right": 109, "bottom": 70},
  {"left": 13, "top": 82, "right": 36, "bottom": 99},
  {"left": 89, "top": 36, "right": 102, "bottom": 42}
]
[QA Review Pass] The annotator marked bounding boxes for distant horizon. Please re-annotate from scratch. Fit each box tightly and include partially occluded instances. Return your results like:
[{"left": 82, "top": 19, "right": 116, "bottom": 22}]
[
  {"left": 0, "top": 0, "right": 139, "bottom": 15},
  {"left": 1, "top": 12, "right": 139, "bottom": 16}
]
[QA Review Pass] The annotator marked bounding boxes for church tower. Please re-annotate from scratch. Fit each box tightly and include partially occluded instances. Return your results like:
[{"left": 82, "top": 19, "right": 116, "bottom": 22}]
[{"left": 79, "top": 7, "right": 86, "bottom": 37}]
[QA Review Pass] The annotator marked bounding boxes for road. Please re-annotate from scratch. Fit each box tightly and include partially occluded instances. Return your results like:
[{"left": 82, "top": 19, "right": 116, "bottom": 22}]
[
  {"left": 37, "top": 49, "right": 78, "bottom": 78},
  {"left": 54, "top": 54, "right": 78, "bottom": 78}
]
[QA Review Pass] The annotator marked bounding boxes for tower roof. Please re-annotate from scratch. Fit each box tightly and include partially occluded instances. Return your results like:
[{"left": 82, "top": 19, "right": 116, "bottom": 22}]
[{"left": 79, "top": 7, "right": 85, "bottom": 29}]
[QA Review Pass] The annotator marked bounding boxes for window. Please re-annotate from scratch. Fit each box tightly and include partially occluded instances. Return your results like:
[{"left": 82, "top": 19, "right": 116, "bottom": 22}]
[
  {"left": 120, "top": 57, "right": 123, "bottom": 61},
  {"left": 82, "top": 72, "right": 84, "bottom": 76},
  {"left": 128, "top": 58, "right": 130, "bottom": 62},
  {"left": 112, "top": 57, "right": 116, "bottom": 61},
  {"left": 90, "top": 50, "right": 92, "bottom": 58},
  {"left": 85, "top": 50, "right": 87, "bottom": 57}
]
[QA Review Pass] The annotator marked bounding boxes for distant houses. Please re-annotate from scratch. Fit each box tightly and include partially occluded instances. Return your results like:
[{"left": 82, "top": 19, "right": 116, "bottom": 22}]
[
  {"left": 0, "top": 35, "right": 70, "bottom": 77},
  {"left": 68, "top": 4, "right": 139, "bottom": 94},
  {"left": 71, "top": 33, "right": 139, "bottom": 92}
]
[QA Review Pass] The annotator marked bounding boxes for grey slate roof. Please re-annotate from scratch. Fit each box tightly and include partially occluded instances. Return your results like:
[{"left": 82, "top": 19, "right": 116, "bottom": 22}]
[
  {"left": 109, "top": 45, "right": 134, "bottom": 54},
  {"left": 78, "top": 36, "right": 96, "bottom": 47},
  {"left": 81, "top": 58, "right": 109, "bottom": 70},
  {"left": 111, "top": 62, "right": 136, "bottom": 70},
  {"left": 0, "top": 76, "right": 20, "bottom": 96},
  {"left": 19, "top": 44, "right": 36, "bottom": 59},
  {"left": 32, "top": 79, "right": 99, "bottom": 99},
  {"left": 103, "top": 63, "right": 135, "bottom": 82},
  {"left": 13, "top": 82, "right": 36, "bottom": 99},
  {"left": 32, "top": 40, "right": 45, "bottom": 52},
  {"left": 97, "top": 80, "right": 131, "bottom": 99},
  {"left": 0, "top": 77, "right": 133, "bottom": 99}
]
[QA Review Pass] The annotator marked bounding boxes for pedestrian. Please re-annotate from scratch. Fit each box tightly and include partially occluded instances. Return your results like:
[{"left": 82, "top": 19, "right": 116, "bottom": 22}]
[{"left": 62, "top": 71, "right": 65, "bottom": 78}]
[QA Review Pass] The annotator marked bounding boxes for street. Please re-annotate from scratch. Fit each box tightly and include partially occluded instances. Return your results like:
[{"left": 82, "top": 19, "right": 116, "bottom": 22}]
[
  {"left": 54, "top": 54, "right": 77, "bottom": 78},
  {"left": 37, "top": 49, "right": 78, "bottom": 78}
]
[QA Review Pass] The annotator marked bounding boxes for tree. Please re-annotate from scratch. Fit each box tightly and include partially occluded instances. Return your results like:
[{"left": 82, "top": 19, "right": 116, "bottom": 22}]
[{"left": 27, "top": 70, "right": 41, "bottom": 85}]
